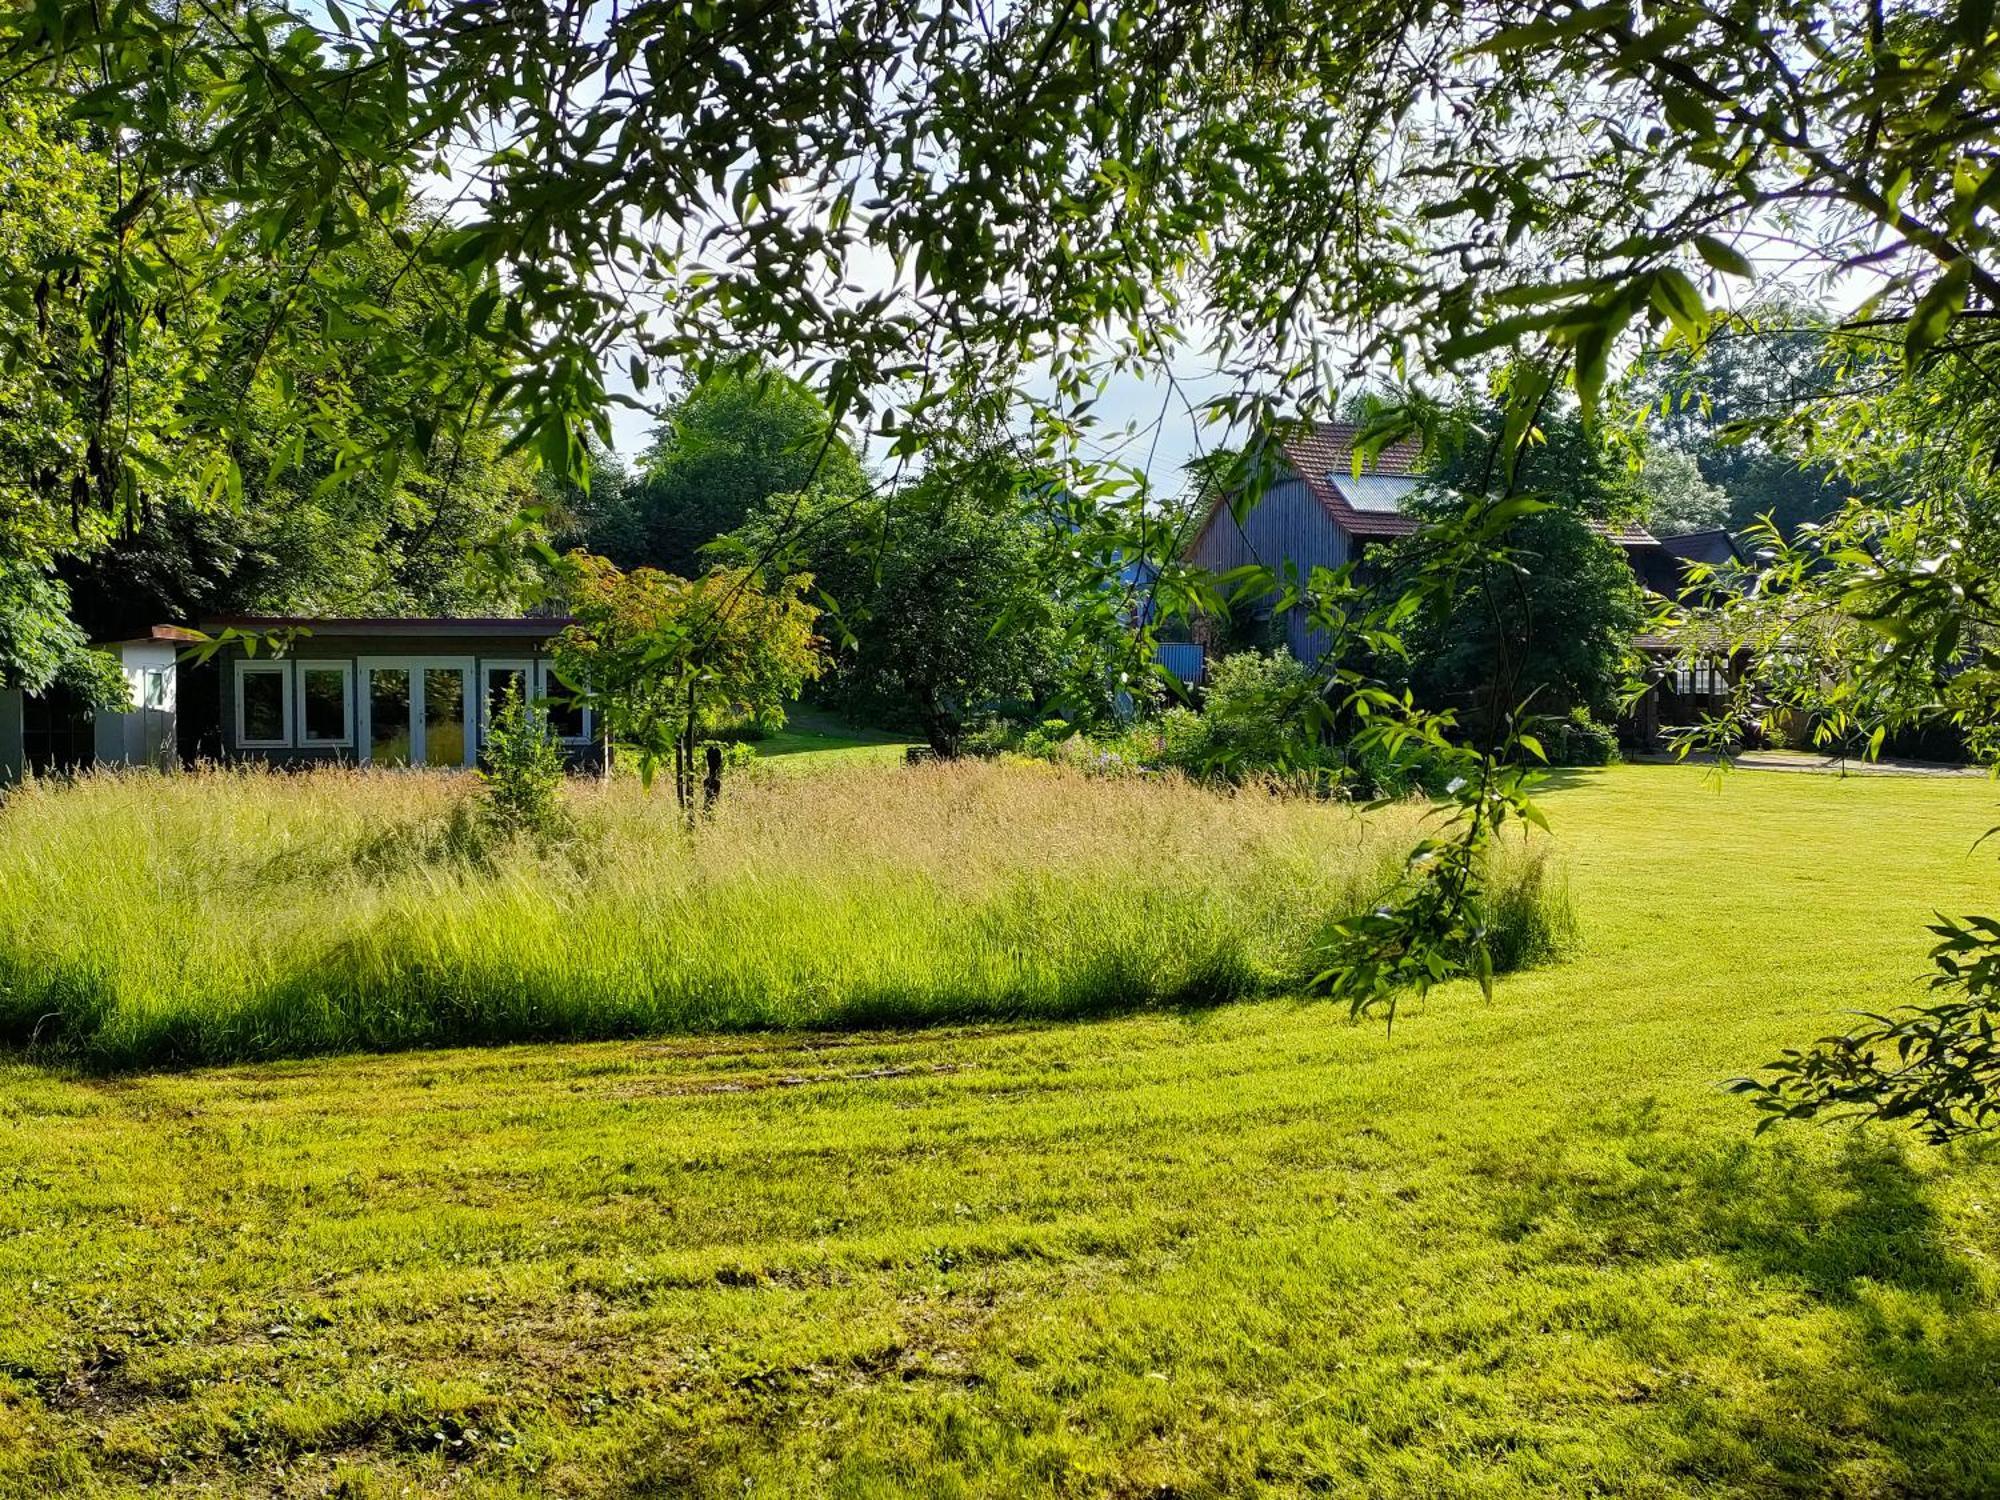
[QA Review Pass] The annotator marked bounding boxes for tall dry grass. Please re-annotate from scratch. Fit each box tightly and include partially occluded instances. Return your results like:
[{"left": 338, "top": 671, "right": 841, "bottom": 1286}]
[{"left": 0, "top": 760, "right": 1571, "bottom": 1065}]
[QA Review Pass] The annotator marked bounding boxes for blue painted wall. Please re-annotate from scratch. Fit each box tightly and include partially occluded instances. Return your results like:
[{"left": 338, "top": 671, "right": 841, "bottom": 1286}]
[{"left": 1186, "top": 476, "right": 1351, "bottom": 663}]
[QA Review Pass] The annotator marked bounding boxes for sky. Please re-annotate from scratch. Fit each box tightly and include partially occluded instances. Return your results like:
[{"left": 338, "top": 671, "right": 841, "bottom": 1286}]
[{"left": 600, "top": 355, "right": 1241, "bottom": 498}]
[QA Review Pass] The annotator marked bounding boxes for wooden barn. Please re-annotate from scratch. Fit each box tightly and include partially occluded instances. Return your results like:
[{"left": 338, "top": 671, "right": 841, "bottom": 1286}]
[{"left": 1178, "top": 421, "right": 1747, "bottom": 740}]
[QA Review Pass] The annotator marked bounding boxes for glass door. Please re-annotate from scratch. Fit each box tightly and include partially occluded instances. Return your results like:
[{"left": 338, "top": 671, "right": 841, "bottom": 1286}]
[
  {"left": 422, "top": 666, "right": 470, "bottom": 767},
  {"left": 366, "top": 667, "right": 413, "bottom": 766},
  {"left": 359, "top": 659, "right": 473, "bottom": 767}
]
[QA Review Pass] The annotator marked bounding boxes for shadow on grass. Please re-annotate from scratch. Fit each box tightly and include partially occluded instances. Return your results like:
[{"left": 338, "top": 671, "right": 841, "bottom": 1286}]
[
  {"left": 0, "top": 940, "right": 1263, "bottom": 1075},
  {"left": 1497, "top": 1104, "right": 2000, "bottom": 1494},
  {"left": 1523, "top": 765, "right": 1619, "bottom": 793}
]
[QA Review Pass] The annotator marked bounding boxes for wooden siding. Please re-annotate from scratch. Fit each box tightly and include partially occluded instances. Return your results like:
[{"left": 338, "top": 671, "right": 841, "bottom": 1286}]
[{"left": 1186, "top": 476, "right": 1351, "bottom": 663}]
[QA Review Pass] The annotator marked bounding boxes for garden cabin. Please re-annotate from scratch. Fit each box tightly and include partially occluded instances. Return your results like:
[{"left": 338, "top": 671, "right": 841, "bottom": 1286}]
[{"left": 0, "top": 616, "right": 598, "bottom": 781}]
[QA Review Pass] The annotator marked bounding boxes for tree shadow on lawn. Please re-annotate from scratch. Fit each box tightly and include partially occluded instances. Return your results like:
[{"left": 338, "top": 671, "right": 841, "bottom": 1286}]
[
  {"left": 1521, "top": 766, "right": 1618, "bottom": 793},
  {"left": 0, "top": 933, "right": 1260, "bottom": 1073},
  {"left": 1494, "top": 1103, "right": 2000, "bottom": 1495}
]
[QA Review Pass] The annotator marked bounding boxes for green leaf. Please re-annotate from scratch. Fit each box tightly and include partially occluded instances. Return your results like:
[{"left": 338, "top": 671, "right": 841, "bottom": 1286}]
[
  {"left": 1567, "top": 292, "right": 1637, "bottom": 428},
  {"left": 1906, "top": 261, "right": 1971, "bottom": 364},
  {"left": 1646, "top": 267, "right": 1708, "bottom": 341},
  {"left": 1692, "top": 235, "right": 1754, "bottom": 278},
  {"left": 1468, "top": 4, "right": 1635, "bottom": 56},
  {"left": 1436, "top": 311, "right": 1563, "bottom": 365},
  {"left": 1500, "top": 364, "right": 1553, "bottom": 485},
  {"left": 1483, "top": 495, "right": 1552, "bottom": 529}
]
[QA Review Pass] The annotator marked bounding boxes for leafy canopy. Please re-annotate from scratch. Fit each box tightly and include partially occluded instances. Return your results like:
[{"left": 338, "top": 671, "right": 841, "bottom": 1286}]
[
  {"left": 1620, "top": 297, "right": 1856, "bottom": 539},
  {"left": 553, "top": 556, "right": 823, "bottom": 807},
  {"left": 0, "top": 56, "right": 549, "bottom": 679},
  {"left": 607, "top": 367, "right": 868, "bottom": 579},
  {"left": 724, "top": 411, "right": 1098, "bottom": 756},
  {"left": 1391, "top": 401, "right": 1648, "bottom": 734}
]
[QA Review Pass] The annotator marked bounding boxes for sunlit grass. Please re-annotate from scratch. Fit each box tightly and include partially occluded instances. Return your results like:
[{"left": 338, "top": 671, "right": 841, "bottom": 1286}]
[
  {"left": 0, "top": 768, "right": 1998, "bottom": 1495},
  {"left": 0, "top": 760, "right": 1566, "bottom": 1066},
  {"left": 750, "top": 708, "right": 916, "bottom": 767}
]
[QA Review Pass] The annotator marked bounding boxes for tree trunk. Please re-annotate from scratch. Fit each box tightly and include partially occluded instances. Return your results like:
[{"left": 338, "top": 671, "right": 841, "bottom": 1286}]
[{"left": 918, "top": 690, "right": 959, "bottom": 760}]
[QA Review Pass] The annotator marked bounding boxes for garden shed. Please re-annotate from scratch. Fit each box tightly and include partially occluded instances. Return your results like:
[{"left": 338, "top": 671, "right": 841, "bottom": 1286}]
[{"left": 1, "top": 616, "right": 598, "bottom": 779}]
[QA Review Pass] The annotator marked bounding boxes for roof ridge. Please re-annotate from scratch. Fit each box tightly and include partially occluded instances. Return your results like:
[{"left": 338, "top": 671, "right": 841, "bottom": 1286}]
[{"left": 1277, "top": 420, "right": 1424, "bottom": 478}]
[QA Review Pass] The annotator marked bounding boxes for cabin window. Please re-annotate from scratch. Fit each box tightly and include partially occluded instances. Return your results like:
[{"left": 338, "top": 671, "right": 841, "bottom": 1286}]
[
  {"left": 297, "top": 662, "right": 354, "bottom": 747},
  {"left": 141, "top": 668, "right": 171, "bottom": 710},
  {"left": 538, "top": 662, "right": 590, "bottom": 742},
  {"left": 481, "top": 661, "right": 533, "bottom": 733},
  {"left": 1672, "top": 661, "right": 1725, "bottom": 696},
  {"left": 234, "top": 660, "right": 293, "bottom": 748}
]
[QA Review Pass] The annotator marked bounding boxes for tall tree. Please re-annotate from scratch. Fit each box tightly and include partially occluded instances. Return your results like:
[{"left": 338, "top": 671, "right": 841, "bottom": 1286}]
[
  {"left": 1621, "top": 298, "right": 1856, "bottom": 538},
  {"left": 63, "top": 401, "right": 548, "bottom": 640},
  {"left": 5, "top": 1, "right": 1996, "bottom": 543},
  {"left": 1, "top": 56, "right": 548, "bottom": 665},
  {"left": 1389, "top": 400, "right": 1648, "bottom": 736},
  {"left": 1637, "top": 449, "right": 1730, "bottom": 536},
  {"left": 0, "top": 87, "right": 203, "bottom": 693},
  {"left": 607, "top": 368, "right": 867, "bottom": 577},
  {"left": 726, "top": 424, "right": 1073, "bottom": 757}
]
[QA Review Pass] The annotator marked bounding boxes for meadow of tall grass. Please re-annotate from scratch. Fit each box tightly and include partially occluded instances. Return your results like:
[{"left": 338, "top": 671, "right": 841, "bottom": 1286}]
[{"left": 0, "top": 760, "right": 1572, "bottom": 1066}]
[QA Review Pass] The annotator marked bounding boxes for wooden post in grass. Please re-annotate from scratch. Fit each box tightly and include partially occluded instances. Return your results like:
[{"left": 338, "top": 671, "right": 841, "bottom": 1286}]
[{"left": 703, "top": 742, "right": 724, "bottom": 811}]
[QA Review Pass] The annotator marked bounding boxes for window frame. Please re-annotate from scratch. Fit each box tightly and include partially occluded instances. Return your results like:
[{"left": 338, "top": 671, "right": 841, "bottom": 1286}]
[
  {"left": 479, "top": 659, "right": 536, "bottom": 740},
  {"left": 295, "top": 660, "right": 356, "bottom": 749},
  {"left": 537, "top": 661, "right": 592, "bottom": 744},
  {"left": 233, "top": 659, "right": 295, "bottom": 750}
]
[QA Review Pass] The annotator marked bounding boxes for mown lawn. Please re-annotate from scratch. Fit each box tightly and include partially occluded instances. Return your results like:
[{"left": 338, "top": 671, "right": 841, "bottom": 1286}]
[
  {"left": 2, "top": 765, "right": 1998, "bottom": 1497},
  {"left": 749, "top": 708, "right": 915, "bottom": 770}
]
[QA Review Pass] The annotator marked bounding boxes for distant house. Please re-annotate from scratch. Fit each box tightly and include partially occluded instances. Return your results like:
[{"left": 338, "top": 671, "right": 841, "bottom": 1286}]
[
  {"left": 1184, "top": 421, "right": 1685, "bottom": 650},
  {"left": 1651, "top": 526, "right": 1748, "bottom": 581},
  {"left": 1178, "top": 421, "right": 1747, "bottom": 739},
  {"left": 1, "top": 615, "right": 598, "bottom": 781},
  {"left": 1184, "top": 422, "right": 1417, "bottom": 664}
]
